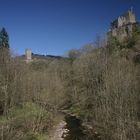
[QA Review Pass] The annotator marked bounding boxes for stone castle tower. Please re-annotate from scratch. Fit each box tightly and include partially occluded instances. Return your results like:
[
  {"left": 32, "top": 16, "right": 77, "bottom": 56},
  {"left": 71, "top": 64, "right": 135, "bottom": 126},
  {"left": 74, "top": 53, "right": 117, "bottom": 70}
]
[
  {"left": 108, "top": 8, "right": 139, "bottom": 41},
  {"left": 25, "top": 48, "right": 32, "bottom": 63}
]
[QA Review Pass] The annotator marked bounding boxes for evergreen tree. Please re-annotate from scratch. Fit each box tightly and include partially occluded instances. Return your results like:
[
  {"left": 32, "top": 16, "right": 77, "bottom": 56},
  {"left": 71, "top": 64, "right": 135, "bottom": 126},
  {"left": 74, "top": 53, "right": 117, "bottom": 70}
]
[
  {"left": 0, "top": 28, "right": 10, "bottom": 63},
  {"left": 0, "top": 28, "right": 9, "bottom": 49}
]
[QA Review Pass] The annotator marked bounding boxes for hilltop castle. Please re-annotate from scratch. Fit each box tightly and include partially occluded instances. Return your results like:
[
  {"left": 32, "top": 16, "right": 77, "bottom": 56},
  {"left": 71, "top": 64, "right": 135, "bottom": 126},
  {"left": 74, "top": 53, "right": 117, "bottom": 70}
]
[{"left": 108, "top": 8, "right": 139, "bottom": 41}]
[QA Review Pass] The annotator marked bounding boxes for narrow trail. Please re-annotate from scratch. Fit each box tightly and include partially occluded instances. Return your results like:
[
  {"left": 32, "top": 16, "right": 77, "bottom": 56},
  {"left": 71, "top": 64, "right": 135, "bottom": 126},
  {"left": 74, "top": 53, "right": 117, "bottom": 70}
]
[
  {"left": 49, "top": 120, "right": 67, "bottom": 140},
  {"left": 48, "top": 113, "right": 68, "bottom": 140}
]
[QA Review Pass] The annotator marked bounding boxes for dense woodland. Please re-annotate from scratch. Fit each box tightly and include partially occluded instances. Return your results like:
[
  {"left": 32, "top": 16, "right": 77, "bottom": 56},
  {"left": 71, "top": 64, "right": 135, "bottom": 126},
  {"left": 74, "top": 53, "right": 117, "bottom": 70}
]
[{"left": 0, "top": 26, "right": 140, "bottom": 140}]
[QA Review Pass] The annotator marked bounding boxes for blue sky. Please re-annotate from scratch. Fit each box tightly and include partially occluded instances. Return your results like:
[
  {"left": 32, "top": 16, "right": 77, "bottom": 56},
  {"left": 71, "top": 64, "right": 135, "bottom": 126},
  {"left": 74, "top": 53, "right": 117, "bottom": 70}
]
[{"left": 0, "top": 0, "right": 140, "bottom": 56}]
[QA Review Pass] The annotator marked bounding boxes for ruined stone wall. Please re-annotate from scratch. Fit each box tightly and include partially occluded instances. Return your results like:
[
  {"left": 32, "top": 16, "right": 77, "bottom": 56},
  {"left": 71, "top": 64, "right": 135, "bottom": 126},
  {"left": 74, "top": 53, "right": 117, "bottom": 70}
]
[
  {"left": 108, "top": 9, "right": 138, "bottom": 41},
  {"left": 25, "top": 48, "right": 32, "bottom": 63}
]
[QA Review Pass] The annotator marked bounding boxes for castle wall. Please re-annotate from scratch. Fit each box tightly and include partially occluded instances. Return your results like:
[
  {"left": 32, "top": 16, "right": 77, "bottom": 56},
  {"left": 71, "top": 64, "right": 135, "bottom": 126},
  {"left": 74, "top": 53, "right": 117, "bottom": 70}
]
[
  {"left": 108, "top": 9, "right": 138, "bottom": 41},
  {"left": 127, "top": 11, "right": 136, "bottom": 24}
]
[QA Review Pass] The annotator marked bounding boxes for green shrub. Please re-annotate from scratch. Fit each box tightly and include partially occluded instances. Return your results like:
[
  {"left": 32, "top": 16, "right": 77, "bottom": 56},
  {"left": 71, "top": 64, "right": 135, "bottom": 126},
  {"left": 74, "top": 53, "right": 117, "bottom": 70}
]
[{"left": 0, "top": 102, "right": 53, "bottom": 140}]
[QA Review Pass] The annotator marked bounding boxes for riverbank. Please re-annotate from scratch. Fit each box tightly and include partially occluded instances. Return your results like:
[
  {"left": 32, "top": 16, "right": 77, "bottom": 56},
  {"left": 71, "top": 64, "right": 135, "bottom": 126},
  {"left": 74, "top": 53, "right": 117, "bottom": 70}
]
[
  {"left": 47, "top": 113, "right": 95, "bottom": 140},
  {"left": 47, "top": 113, "right": 68, "bottom": 140}
]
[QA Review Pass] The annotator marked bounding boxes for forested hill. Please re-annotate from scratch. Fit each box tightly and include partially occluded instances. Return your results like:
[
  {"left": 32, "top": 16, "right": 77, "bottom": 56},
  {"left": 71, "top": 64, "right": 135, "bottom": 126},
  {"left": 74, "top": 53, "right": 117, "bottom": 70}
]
[
  {"left": 20, "top": 53, "right": 63, "bottom": 60},
  {"left": 0, "top": 24, "right": 140, "bottom": 140}
]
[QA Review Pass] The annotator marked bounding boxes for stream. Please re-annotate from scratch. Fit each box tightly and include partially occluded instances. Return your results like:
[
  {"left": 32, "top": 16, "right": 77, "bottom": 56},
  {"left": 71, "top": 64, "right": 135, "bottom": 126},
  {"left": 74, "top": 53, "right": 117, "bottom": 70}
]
[
  {"left": 49, "top": 114, "right": 95, "bottom": 140},
  {"left": 64, "top": 115, "right": 87, "bottom": 140}
]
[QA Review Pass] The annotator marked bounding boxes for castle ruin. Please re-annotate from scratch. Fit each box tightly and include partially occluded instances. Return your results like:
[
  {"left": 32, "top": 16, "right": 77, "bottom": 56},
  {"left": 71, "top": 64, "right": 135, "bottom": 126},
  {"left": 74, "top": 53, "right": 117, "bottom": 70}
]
[
  {"left": 25, "top": 48, "right": 32, "bottom": 63},
  {"left": 108, "top": 8, "right": 139, "bottom": 41}
]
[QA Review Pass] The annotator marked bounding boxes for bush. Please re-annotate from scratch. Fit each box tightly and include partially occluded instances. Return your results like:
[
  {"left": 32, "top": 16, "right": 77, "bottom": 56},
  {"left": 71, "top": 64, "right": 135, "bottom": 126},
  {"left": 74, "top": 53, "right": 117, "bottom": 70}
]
[{"left": 0, "top": 102, "right": 53, "bottom": 140}]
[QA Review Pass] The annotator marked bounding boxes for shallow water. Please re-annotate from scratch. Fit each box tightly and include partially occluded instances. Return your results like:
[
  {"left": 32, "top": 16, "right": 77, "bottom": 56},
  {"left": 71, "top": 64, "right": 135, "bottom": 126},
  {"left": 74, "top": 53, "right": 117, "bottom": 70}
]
[
  {"left": 49, "top": 114, "right": 95, "bottom": 140},
  {"left": 63, "top": 115, "right": 92, "bottom": 140}
]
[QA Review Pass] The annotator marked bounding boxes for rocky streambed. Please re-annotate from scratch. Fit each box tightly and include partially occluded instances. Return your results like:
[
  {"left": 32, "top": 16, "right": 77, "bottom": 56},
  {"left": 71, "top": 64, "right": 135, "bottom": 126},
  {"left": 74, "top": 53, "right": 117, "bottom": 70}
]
[{"left": 49, "top": 114, "right": 95, "bottom": 140}]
